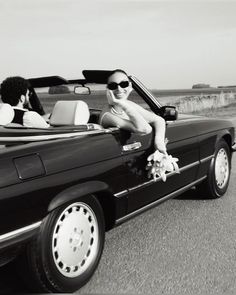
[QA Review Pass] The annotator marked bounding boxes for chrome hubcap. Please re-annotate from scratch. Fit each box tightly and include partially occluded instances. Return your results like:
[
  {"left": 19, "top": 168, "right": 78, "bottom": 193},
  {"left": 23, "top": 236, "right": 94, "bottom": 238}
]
[
  {"left": 215, "top": 148, "right": 229, "bottom": 189},
  {"left": 52, "top": 202, "right": 99, "bottom": 278}
]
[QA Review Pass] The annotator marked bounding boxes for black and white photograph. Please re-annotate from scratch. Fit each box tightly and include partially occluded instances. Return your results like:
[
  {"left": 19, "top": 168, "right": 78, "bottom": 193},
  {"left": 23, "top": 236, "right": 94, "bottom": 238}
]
[{"left": 0, "top": 0, "right": 236, "bottom": 293}]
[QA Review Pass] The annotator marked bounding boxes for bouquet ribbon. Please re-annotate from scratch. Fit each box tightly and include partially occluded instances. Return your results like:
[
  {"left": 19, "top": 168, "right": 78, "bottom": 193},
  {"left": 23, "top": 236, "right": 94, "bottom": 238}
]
[{"left": 146, "top": 150, "right": 180, "bottom": 182}]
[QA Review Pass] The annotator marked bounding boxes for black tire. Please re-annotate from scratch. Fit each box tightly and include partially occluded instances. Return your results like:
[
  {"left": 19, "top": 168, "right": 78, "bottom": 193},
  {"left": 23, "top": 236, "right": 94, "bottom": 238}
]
[
  {"left": 196, "top": 139, "right": 231, "bottom": 198},
  {"left": 19, "top": 195, "right": 105, "bottom": 293}
]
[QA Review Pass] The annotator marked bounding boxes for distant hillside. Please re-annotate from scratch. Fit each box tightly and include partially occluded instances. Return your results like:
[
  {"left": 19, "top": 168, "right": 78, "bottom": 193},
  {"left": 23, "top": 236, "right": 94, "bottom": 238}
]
[{"left": 151, "top": 87, "right": 236, "bottom": 97}]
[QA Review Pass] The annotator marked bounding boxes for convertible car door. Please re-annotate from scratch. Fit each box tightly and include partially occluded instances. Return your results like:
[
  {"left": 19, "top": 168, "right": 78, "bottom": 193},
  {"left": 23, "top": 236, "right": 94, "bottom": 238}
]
[{"left": 116, "top": 119, "right": 199, "bottom": 213}]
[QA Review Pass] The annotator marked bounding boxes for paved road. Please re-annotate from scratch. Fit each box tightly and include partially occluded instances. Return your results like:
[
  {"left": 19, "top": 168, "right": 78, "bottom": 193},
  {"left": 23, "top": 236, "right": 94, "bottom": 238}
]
[
  {"left": 1, "top": 120, "right": 236, "bottom": 294},
  {"left": 77, "top": 157, "right": 236, "bottom": 295},
  {"left": 78, "top": 118, "right": 236, "bottom": 295}
]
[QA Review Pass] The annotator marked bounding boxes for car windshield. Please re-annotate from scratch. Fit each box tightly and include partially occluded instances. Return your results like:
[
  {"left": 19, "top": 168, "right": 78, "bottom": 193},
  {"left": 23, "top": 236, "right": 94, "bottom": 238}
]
[{"left": 36, "top": 81, "right": 152, "bottom": 115}]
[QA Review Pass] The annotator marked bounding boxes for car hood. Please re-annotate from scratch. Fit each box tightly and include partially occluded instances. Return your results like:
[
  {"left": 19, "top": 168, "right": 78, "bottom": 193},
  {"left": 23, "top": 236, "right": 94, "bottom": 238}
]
[
  {"left": 174, "top": 113, "right": 235, "bottom": 139},
  {"left": 177, "top": 113, "right": 232, "bottom": 125},
  {"left": 177, "top": 113, "right": 206, "bottom": 120}
]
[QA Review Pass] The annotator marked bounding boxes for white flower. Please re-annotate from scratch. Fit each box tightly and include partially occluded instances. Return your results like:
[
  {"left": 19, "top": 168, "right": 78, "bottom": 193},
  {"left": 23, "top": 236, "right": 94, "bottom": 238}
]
[{"left": 146, "top": 150, "right": 180, "bottom": 182}]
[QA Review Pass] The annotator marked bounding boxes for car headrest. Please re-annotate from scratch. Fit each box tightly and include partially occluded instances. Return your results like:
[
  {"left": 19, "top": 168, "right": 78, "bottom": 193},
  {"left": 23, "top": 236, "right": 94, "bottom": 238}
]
[
  {"left": 49, "top": 100, "right": 90, "bottom": 126},
  {"left": 0, "top": 103, "right": 14, "bottom": 125}
]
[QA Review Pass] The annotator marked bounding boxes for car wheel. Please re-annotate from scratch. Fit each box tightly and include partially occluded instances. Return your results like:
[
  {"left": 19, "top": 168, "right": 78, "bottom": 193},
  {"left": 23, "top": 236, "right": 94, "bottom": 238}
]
[
  {"left": 197, "top": 139, "right": 231, "bottom": 198},
  {"left": 21, "top": 195, "right": 105, "bottom": 293}
]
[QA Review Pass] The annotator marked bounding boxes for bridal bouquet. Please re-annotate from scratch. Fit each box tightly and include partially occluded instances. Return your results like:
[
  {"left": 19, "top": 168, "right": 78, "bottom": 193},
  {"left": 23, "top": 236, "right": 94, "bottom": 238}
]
[{"left": 146, "top": 150, "right": 180, "bottom": 182}]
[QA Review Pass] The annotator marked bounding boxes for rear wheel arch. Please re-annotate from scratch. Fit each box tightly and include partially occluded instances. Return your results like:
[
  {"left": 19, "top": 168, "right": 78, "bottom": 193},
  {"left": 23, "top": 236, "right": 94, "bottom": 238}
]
[
  {"left": 48, "top": 181, "right": 116, "bottom": 231},
  {"left": 222, "top": 133, "right": 233, "bottom": 154},
  {"left": 216, "top": 132, "right": 232, "bottom": 151}
]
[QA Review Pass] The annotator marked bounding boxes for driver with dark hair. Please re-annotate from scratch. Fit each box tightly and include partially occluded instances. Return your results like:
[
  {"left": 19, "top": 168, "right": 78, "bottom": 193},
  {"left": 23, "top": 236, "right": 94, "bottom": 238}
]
[{"left": 0, "top": 76, "right": 49, "bottom": 128}]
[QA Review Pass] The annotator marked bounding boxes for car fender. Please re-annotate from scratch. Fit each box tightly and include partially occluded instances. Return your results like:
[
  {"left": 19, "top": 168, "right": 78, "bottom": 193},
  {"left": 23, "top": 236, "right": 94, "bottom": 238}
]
[
  {"left": 48, "top": 180, "right": 112, "bottom": 212},
  {"left": 200, "top": 130, "right": 233, "bottom": 179},
  {"left": 216, "top": 129, "right": 233, "bottom": 152}
]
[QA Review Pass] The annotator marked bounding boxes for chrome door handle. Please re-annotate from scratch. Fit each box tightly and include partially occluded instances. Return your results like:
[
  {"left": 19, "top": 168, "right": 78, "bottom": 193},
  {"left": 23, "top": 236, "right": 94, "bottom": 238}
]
[{"left": 122, "top": 142, "right": 142, "bottom": 152}]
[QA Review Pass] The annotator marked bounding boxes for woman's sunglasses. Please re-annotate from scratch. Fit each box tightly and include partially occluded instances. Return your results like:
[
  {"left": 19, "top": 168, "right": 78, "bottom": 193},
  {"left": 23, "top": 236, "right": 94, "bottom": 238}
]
[{"left": 107, "top": 81, "right": 129, "bottom": 90}]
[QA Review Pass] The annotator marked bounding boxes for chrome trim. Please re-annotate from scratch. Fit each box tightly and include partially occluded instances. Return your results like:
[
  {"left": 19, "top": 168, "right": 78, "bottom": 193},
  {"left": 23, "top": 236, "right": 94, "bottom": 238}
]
[
  {"left": 0, "top": 129, "right": 108, "bottom": 143},
  {"left": 200, "top": 155, "right": 214, "bottom": 163},
  {"left": 130, "top": 76, "right": 162, "bottom": 108},
  {"left": 115, "top": 176, "right": 207, "bottom": 225},
  {"left": 122, "top": 142, "right": 142, "bottom": 152},
  {"left": 178, "top": 160, "right": 199, "bottom": 173},
  {"left": 107, "top": 127, "right": 119, "bottom": 132},
  {"left": 129, "top": 179, "right": 155, "bottom": 192},
  {"left": 115, "top": 157, "right": 212, "bottom": 199},
  {"left": 128, "top": 160, "right": 199, "bottom": 193},
  {"left": 129, "top": 177, "right": 156, "bottom": 192},
  {"left": 0, "top": 221, "right": 42, "bottom": 243},
  {"left": 114, "top": 190, "right": 128, "bottom": 197},
  {"left": 232, "top": 142, "right": 236, "bottom": 152}
]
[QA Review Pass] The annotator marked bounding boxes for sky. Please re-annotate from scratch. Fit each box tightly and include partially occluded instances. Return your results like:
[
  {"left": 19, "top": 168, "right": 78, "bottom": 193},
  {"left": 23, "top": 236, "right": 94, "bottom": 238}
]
[{"left": 0, "top": 0, "right": 236, "bottom": 89}]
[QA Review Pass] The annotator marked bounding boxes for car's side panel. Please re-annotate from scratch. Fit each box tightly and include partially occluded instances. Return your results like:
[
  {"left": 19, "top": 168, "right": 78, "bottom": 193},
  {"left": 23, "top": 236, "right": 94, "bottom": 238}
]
[
  {"left": 0, "top": 133, "right": 128, "bottom": 236},
  {"left": 118, "top": 121, "right": 199, "bottom": 213},
  {"left": 0, "top": 157, "right": 21, "bottom": 187}
]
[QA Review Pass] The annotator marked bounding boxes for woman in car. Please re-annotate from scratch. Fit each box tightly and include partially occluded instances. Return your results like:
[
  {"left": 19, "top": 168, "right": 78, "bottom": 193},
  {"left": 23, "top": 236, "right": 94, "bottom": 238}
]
[{"left": 99, "top": 69, "right": 167, "bottom": 154}]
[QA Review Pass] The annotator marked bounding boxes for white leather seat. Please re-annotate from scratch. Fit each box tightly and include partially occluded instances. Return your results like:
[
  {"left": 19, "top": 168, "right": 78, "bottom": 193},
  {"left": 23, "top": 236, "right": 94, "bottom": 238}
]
[
  {"left": 49, "top": 100, "right": 90, "bottom": 126},
  {"left": 0, "top": 103, "right": 14, "bottom": 125}
]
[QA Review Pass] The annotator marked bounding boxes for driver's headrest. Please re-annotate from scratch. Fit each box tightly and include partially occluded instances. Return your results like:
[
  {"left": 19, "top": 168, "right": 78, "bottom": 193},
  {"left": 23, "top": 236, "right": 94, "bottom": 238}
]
[
  {"left": 0, "top": 103, "right": 14, "bottom": 125},
  {"left": 50, "top": 100, "right": 90, "bottom": 126}
]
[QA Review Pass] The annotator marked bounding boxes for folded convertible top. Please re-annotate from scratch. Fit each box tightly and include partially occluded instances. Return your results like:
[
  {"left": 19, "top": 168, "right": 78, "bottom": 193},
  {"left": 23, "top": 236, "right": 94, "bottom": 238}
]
[{"left": 28, "top": 76, "right": 69, "bottom": 88}]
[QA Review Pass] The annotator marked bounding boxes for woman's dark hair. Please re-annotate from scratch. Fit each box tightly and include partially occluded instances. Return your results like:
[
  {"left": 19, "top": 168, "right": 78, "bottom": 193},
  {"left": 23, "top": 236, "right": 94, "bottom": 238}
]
[
  {"left": 0, "top": 76, "right": 30, "bottom": 106},
  {"left": 107, "top": 69, "right": 128, "bottom": 83}
]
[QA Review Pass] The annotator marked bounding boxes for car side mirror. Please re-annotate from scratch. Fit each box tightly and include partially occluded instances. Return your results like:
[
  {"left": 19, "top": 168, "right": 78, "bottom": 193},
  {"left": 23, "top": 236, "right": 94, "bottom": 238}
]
[
  {"left": 74, "top": 86, "right": 91, "bottom": 95},
  {"left": 159, "top": 106, "right": 178, "bottom": 121}
]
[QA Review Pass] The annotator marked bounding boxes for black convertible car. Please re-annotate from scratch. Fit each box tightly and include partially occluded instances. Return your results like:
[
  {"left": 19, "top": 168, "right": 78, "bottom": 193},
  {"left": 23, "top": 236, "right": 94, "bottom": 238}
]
[{"left": 0, "top": 70, "right": 235, "bottom": 293}]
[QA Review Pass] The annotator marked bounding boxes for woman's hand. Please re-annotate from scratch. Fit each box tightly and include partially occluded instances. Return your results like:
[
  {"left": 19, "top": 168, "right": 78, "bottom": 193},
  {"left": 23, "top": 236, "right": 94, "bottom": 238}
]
[
  {"left": 106, "top": 89, "right": 121, "bottom": 106},
  {"left": 106, "top": 87, "right": 132, "bottom": 107},
  {"left": 154, "top": 135, "right": 167, "bottom": 154}
]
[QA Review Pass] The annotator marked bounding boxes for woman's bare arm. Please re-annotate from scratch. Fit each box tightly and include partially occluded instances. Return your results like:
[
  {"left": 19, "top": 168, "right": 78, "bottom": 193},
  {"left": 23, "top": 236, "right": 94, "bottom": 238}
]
[{"left": 127, "top": 101, "right": 167, "bottom": 153}]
